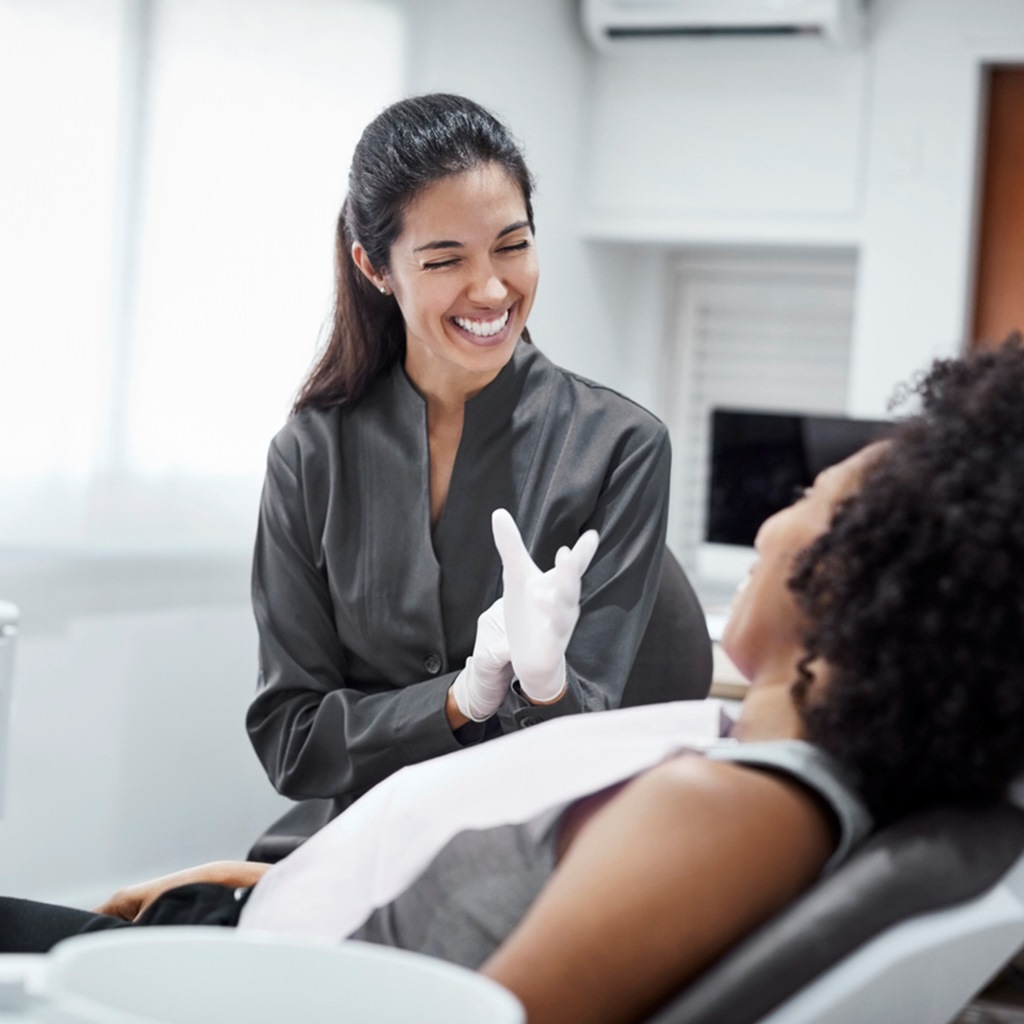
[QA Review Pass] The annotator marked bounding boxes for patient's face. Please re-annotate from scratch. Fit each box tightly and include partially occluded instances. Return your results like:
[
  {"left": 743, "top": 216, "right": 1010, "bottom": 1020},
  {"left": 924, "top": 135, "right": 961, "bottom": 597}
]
[{"left": 721, "top": 443, "right": 884, "bottom": 683}]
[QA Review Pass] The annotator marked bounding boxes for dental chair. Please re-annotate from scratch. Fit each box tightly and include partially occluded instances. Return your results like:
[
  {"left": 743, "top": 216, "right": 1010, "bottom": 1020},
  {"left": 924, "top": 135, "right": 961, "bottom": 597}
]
[
  {"left": 0, "top": 601, "right": 18, "bottom": 817},
  {"left": 247, "top": 546, "right": 713, "bottom": 864},
  {"left": 619, "top": 545, "right": 713, "bottom": 708},
  {"left": 646, "top": 798, "right": 1024, "bottom": 1024},
  {"left": 2, "top": 800, "right": 1022, "bottom": 1022}
]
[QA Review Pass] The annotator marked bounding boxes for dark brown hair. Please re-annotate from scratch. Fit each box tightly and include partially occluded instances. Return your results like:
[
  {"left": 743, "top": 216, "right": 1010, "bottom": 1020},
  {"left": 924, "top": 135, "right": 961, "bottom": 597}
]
[
  {"left": 293, "top": 94, "right": 536, "bottom": 412},
  {"left": 791, "top": 335, "right": 1024, "bottom": 823}
]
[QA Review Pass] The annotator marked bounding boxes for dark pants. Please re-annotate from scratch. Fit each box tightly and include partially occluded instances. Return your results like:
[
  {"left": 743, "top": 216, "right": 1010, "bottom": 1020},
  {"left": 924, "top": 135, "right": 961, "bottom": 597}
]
[{"left": 0, "top": 883, "right": 249, "bottom": 954}]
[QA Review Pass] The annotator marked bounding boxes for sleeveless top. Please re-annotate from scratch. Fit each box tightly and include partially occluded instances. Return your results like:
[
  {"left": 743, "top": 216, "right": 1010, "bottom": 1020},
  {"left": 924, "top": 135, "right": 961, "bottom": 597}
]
[{"left": 239, "top": 701, "right": 872, "bottom": 968}]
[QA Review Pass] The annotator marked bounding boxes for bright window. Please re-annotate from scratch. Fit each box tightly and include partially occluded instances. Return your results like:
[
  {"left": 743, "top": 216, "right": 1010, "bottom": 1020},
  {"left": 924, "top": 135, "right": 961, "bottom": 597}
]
[{"left": 0, "top": 0, "right": 405, "bottom": 552}]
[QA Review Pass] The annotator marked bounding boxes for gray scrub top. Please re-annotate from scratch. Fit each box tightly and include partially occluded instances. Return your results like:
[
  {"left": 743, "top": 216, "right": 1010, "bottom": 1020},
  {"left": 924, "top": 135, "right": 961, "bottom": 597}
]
[{"left": 246, "top": 340, "right": 671, "bottom": 815}]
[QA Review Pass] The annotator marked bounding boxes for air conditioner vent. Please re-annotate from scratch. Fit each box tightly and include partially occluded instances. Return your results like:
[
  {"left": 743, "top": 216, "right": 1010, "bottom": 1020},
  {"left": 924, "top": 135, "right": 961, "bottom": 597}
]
[
  {"left": 606, "top": 24, "right": 825, "bottom": 39},
  {"left": 582, "top": 0, "right": 866, "bottom": 50}
]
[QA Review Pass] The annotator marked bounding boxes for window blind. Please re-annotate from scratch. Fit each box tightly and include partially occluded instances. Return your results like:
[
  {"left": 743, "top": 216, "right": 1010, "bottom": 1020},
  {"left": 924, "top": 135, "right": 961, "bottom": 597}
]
[{"left": 662, "top": 251, "right": 858, "bottom": 578}]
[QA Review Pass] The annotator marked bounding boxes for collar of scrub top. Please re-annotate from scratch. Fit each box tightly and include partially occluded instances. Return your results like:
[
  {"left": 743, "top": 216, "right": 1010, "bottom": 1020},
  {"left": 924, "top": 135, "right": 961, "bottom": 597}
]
[{"left": 393, "top": 336, "right": 537, "bottom": 429}]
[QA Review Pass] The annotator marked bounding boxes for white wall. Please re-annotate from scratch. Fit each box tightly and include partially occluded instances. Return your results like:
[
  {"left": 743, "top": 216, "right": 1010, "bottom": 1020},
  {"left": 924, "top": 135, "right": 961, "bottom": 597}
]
[
  {"left": 587, "top": 40, "right": 868, "bottom": 225},
  {"left": 849, "top": 0, "right": 1024, "bottom": 413},
  {"left": 0, "top": 558, "right": 289, "bottom": 905},
  {"left": 577, "top": 0, "right": 1024, "bottom": 418}
]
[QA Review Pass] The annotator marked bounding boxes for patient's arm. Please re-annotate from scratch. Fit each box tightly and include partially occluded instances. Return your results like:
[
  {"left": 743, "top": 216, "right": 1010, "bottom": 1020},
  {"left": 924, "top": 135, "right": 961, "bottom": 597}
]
[
  {"left": 94, "top": 861, "right": 270, "bottom": 922},
  {"left": 481, "top": 754, "right": 836, "bottom": 1024}
]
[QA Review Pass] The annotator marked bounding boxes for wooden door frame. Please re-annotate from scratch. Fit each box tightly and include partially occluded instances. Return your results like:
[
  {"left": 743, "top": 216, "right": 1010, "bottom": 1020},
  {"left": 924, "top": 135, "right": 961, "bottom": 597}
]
[
  {"left": 970, "top": 66, "right": 1024, "bottom": 347},
  {"left": 962, "top": 43, "right": 1024, "bottom": 351}
]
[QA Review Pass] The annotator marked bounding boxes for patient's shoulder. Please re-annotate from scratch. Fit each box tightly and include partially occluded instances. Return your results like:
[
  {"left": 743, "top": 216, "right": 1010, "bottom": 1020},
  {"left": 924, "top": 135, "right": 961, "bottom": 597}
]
[
  {"left": 629, "top": 750, "right": 838, "bottom": 847},
  {"left": 483, "top": 747, "right": 839, "bottom": 1023},
  {"left": 644, "top": 747, "right": 788, "bottom": 797}
]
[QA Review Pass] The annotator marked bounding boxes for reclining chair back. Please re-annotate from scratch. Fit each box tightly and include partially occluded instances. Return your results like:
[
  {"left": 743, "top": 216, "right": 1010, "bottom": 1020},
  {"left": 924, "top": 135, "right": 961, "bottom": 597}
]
[{"left": 645, "top": 801, "right": 1024, "bottom": 1024}]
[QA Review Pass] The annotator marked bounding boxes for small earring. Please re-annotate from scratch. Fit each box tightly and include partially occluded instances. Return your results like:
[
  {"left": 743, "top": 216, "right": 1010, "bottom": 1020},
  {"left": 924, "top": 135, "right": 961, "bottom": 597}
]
[{"left": 379, "top": 285, "right": 387, "bottom": 295}]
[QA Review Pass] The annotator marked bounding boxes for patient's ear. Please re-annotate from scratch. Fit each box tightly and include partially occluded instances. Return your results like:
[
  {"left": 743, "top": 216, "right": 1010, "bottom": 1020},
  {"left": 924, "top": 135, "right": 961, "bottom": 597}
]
[{"left": 792, "top": 655, "right": 833, "bottom": 715}]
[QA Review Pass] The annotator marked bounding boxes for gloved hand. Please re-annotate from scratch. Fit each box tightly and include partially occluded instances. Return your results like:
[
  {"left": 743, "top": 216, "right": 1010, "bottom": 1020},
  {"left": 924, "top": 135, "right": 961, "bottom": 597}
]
[
  {"left": 449, "top": 597, "right": 514, "bottom": 722},
  {"left": 491, "top": 508, "right": 599, "bottom": 704}
]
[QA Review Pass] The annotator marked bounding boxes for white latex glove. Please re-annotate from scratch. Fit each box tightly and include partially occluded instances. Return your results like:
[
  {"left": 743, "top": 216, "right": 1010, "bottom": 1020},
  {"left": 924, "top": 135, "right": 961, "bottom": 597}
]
[
  {"left": 449, "top": 597, "right": 514, "bottom": 722},
  {"left": 491, "top": 508, "right": 600, "bottom": 703}
]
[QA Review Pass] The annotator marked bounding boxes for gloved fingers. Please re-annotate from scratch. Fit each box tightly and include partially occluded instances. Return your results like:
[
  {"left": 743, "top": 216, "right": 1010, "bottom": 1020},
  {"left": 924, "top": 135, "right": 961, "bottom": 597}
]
[
  {"left": 547, "top": 589, "right": 582, "bottom": 634},
  {"left": 551, "top": 544, "right": 597, "bottom": 598},
  {"left": 491, "top": 508, "right": 536, "bottom": 583},
  {"left": 478, "top": 596, "right": 506, "bottom": 631},
  {"left": 450, "top": 661, "right": 513, "bottom": 722},
  {"left": 482, "top": 640, "right": 511, "bottom": 667},
  {"left": 538, "top": 566, "right": 586, "bottom": 609},
  {"left": 547, "top": 540, "right": 594, "bottom": 607},
  {"left": 567, "top": 529, "right": 599, "bottom": 577},
  {"left": 517, "top": 656, "right": 567, "bottom": 705},
  {"left": 478, "top": 635, "right": 511, "bottom": 666},
  {"left": 475, "top": 598, "right": 510, "bottom": 664},
  {"left": 516, "top": 576, "right": 578, "bottom": 648}
]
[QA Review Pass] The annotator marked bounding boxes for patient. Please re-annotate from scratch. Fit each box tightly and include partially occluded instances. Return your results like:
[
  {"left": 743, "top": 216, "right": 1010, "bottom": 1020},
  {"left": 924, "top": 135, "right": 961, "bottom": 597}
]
[{"left": 3, "top": 340, "right": 1024, "bottom": 1024}]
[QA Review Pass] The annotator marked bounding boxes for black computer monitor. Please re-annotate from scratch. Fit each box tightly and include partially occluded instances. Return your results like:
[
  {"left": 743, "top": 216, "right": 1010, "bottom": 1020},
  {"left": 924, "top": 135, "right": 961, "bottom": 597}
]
[{"left": 705, "top": 408, "right": 892, "bottom": 549}]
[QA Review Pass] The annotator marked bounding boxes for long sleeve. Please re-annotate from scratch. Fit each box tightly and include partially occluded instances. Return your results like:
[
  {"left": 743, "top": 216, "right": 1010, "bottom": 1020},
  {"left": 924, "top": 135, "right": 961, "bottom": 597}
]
[
  {"left": 246, "top": 425, "right": 470, "bottom": 806},
  {"left": 501, "top": 406, "right": 672, "bottom": 729}
]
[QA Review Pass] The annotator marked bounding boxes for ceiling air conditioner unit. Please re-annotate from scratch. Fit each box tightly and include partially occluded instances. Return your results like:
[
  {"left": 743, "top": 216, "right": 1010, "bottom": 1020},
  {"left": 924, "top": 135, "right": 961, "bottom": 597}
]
[{"left": 581, "top": 0, "right": 865, "bottom": 50}]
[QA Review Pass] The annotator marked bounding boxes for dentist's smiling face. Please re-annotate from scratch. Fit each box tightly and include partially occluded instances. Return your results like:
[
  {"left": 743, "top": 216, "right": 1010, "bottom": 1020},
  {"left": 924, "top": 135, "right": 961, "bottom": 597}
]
[{"left": 379, "top": 162, "right": 538, "bottom": 399}]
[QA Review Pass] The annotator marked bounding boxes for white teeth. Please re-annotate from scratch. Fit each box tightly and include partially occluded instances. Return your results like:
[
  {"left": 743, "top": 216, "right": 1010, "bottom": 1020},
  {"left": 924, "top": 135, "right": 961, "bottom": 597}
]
[{"left": 453, "top": 310, "right": 509, "bottom": 337}]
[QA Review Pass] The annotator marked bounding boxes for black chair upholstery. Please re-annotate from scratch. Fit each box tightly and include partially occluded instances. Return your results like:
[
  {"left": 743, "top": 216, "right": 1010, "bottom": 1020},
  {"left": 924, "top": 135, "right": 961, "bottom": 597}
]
[
  {"left": 248, "top": 546, "right": 712, "bottom": 864},
  {"left": 620, "top": 545, "right": 713, "bottom": 707},
  {"left": 247, "top": 798, "right": 335, "bottom": 864},
  {"left": 644, "top": 801, "right": 1024, "bottom": 1024}
]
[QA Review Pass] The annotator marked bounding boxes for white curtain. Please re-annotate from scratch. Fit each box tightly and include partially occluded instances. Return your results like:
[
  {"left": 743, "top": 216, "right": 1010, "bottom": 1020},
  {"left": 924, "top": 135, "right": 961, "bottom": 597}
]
[{"left": 0, "top": 0, "right": 405, "bottom": 553}]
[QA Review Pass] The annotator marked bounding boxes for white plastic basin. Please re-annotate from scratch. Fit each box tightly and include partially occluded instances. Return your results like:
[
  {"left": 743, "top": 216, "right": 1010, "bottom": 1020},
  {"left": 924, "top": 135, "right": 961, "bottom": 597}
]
[{"left": 32, "top": 928, "right": 524, "bottom": 1024}]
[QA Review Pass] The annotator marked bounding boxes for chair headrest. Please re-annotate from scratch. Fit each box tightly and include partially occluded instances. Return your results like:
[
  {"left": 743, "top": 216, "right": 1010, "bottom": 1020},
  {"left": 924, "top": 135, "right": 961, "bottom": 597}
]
[
  {"left": 1010, "top": 774, "right": 1024, "bottom": 810},
  {"left": 645, "top": 801, "right": 1024, "bottom": 1024}
]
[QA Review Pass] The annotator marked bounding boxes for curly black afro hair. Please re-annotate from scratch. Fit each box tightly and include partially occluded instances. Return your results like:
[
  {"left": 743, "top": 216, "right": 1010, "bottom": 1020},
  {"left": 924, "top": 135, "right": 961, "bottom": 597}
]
[{"left": 790, "top": 335, "right": 1024, "bottom": 825}]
